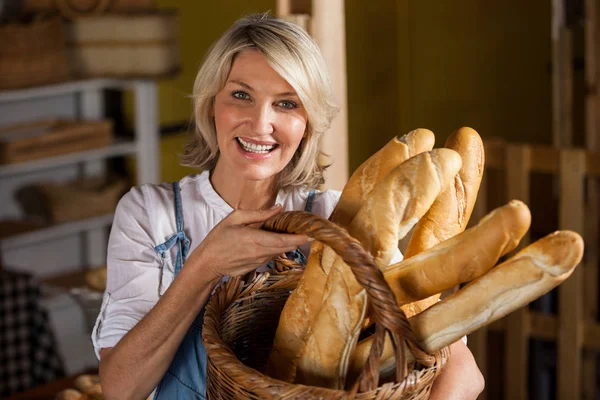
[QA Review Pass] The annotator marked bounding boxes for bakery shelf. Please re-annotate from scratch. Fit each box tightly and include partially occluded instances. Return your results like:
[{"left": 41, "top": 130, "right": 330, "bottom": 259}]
[
  {"left": 0, "top": 78, "right": 123, "bottom": 103},
  {"left": 0, "top": 139, "right": 136, "bottom": 178},
  {"left": 0, "top": 213, "right": 114, "bottom": 251}
]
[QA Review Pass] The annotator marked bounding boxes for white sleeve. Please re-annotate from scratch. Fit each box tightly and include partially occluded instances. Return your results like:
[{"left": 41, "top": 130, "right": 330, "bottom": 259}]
[{"left": 91, "top": 186, "right": 163, "bottom": 359}]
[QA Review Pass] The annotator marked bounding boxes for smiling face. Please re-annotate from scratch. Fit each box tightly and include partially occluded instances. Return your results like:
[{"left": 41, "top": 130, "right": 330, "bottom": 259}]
[{"left": 212, "top": 50, "right": 308, "bottom": 185}]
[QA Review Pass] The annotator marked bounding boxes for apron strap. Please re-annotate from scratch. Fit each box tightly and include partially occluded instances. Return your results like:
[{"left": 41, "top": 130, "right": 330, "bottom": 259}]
[{"left": 154, "top": 181, "right": 191, "bottom": 277}]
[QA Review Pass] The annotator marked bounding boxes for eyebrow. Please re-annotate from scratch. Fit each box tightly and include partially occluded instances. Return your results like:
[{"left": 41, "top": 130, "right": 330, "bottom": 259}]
[{"left": 229, "top": 80, "right": 298, "bottom": 97}]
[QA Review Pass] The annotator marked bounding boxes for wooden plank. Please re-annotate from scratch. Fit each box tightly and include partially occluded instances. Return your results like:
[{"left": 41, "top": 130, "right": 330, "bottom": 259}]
[
  {"left": 504, "top": 145, "right": 531, "bottom": 400},
  {"left": 276, "top": 0, "right": 291, "bottom": 16},
  {"left": 489, "top": 311, "right": 600, "bottom": 353},
  {"left": 558, "top": 149, "right": 586, "bottom": 400},
  {"left": 280, "top": 14, "right": 311, "bottom": 32},
  {"left": 584, "top": 1, "right": 600, "bottom": 398},
  {"left": 310, "top": 0, "right": 349, "bottom": 191},
  {"left": 552, "top": 0, "right": 573, "bottom": 147},
  {"left": 484, "top": 140, "right": 600, "bottom": 177}
]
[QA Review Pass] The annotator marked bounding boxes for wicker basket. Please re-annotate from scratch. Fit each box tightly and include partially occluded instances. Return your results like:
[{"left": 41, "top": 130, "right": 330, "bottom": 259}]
[
  {"left": 0, "top": 119, "right": 113, "bottom": 165},
  {"left": 23, "top": 0, "right": 155, "bottom": 16},
  {"left": 16, "top": 175, "right": 128, "bottom": 224},
  {"left": 65, "top": 11, "right": 180, "bottom": 78},
  {"left": 0, "top": 16, "right": 70, "bottom": 90},
  {"left": 203, "top": 211, "right": 449, "bottom": 399}
]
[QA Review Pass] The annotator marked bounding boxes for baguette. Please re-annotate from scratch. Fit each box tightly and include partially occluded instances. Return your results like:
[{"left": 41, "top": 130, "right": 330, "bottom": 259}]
[
  {"left": 349, "top": 230, "right": 584, "bottom": 380},
  {"left": 412, "top": 230, "right": 584, "bottom": 352},
  {"left": 264, "top": 241, "right": 329, "bottom": 381},
  {"left": 330, "top": 128, "right": 435, "bottom": 229},
  {"left": 402, "top": 126, "right": 484, "bottom": 317},
  {"left": 349, "top": 200, "right": 531, "bottom": 379},
  {"left": 266, "top": 129, "right": 434, "bottom": 381},
  {"left": 350, "top": 148, "right": 463, "bottom": 267},
  {"left": 293, "top": 149, "right": 461, "bottom": 388},
  {"left": 386, "top": 199, "right": 531, "bottom": 307}
]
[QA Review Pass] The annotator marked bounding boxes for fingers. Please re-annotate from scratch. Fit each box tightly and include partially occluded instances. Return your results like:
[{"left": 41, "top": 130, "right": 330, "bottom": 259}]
[
  {"left": 252, "top": 230, "right": 311, "bottom": 251},
  {"left": 226, "top": 204, "right": 283, "bottom": 226}
]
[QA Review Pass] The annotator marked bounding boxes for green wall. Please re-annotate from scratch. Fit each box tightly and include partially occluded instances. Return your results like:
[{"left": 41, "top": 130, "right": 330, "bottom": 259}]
[{"left": 133, "top": 1, "right": 553, "bottom": 182}]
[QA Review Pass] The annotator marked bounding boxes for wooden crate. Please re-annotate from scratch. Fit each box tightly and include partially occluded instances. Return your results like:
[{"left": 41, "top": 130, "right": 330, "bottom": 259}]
[{"left": 468, "top": 138, "right": 600, "bottom": 400}]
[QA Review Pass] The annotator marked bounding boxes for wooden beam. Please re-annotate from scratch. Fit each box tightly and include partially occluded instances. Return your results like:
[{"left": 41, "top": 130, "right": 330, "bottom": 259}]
[
  {"left": 483, "top": 140, "right": 600, "bottom": 177},
  {"left": 310, "top": 0, "right": 349, "bottom": 191},
  {"left": 583, "top": 1, "right": 600, "bottom": 397},
  {"left": 504, "top": 145, "right": 531, "bottom": 400},
  {"left": 558, "top": 149, "right": 586, "bottom": 400},
  {"left": 488, "top": 311, "right": 600, "bottom": 352}
]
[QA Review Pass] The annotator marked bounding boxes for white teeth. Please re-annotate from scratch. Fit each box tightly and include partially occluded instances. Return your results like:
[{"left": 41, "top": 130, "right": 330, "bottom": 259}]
[{"left": 237, "top": 138, "right": 276, "bottom": 153}]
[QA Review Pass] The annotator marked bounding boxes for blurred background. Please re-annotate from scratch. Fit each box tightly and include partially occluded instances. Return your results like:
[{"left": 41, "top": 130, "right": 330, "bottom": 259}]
[{"left": 0, "top": 1, "right": 598, "bottom": 399}]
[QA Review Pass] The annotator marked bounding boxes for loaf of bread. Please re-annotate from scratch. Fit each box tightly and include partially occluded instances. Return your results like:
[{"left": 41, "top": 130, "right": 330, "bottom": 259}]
[
  {"left": 349, "top": 200, "right": 531, "bottom": 379},
  {"left": 293, "top": 149, "right": 461, "bottom": 388},
  {"left": 386, "top": 199, "right": 530, "bottom": 307},
  {"left": 349, "top": 148, "right": 462, "bottom": 268},
  {"left": 266, "top": 130, "right": 434, "bottom": 381},
  {"left": 411, "top": 230, "right": 584, "bottom": 352},
  {"left": 348, "top": 230, "right": 583, "bottom": 380},
  {"left": 265, "top": 241, "right": 331, "bottom": 381},
  {"left": 401, "top": 127, "right": 484, "bottom": 317},
  {"left": 330, "top": 128, "right": 435, "bottom": 229}
]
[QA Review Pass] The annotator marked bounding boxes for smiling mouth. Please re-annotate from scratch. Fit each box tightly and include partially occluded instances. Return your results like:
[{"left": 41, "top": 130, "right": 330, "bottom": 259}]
[{"left": 236, "top": 137, "right": 279, "bottom": 154}]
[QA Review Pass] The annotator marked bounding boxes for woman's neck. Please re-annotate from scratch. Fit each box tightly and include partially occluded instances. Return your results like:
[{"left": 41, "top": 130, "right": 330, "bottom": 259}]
[{"left": 209, "top": 164, "right": 280, "bottom": 210}]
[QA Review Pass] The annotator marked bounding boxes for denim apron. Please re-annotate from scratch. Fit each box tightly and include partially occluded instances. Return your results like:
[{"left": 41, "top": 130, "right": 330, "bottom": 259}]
[{"left": 153, "top": 181, "right": 316, "bottom": 399}]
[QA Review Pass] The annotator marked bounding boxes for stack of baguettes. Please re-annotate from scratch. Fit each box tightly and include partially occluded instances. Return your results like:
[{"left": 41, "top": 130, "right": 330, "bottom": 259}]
[{"left": 264, "top": 127, "right": 584, "bottom": 390}]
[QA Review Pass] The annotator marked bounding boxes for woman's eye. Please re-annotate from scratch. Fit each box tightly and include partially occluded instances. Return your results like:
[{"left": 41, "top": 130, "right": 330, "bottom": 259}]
[
  {"left": 278, "top": 100, "right": 297, "bottom": 110},
  {"left": 232, "top": 91, "right": 250, "bottom": 100}
]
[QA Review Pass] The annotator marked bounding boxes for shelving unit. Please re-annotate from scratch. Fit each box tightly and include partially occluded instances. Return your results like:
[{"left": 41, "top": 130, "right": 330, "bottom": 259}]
[
  {"left": 0, "top": 78, "right": 160, "bottom": 272},
  {"left": 0, "top": 213, "right": 115, "bottom": 252},
  {"left": 0, "top": 78, "right": 162, "bottom": 375}
]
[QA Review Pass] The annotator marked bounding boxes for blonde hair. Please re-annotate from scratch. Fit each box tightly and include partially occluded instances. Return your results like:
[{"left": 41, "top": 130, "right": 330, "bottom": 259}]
[{"left": 181, "top": 12, "right": 339, "bottom": 189}]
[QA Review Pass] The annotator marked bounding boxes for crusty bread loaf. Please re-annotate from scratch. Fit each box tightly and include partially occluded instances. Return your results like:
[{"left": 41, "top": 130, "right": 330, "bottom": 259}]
[
  {"left": 294, "top": 257, "right": 368, "bottom": 388},
  {"left": 349, "top": 200, "right": 531, "bottom": 379},
  {"left": 349, "top": 230, "right": 584, "bottom": 380},
  {"left": 330, "top": 129, "right": 435, "bottom": 229},
  {"left": 265, "top": 241, "right": 332, "bottom": 381},
  {"left": 401, "top": 127, "right": 484, "bottom": 317},
  {"left": 293, "top": 149, "right": 461, "bottom": 388},
  {"left": 350, "top": 148, "right": 462, "bottom": 268},
  {"left": 266, "top": 130, "right": 434, "bottom": 382},
  {"left": 386, "top": 199, "right": 530, "bottom": 307},
  {"left": 412, "top": 230, "right": 584, "bottom": 352}
]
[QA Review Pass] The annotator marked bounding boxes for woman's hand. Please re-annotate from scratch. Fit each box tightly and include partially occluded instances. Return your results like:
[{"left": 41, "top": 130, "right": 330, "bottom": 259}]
[
  {"left": 189, "top": 204, "right": 310, "bottom": 280},
  {"left": 428, "top": 340, "right": 485, "bottom": 400}
]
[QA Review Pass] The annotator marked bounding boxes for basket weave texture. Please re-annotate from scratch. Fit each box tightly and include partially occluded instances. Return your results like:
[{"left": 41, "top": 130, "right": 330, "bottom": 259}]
[
  {"left": 17, "top": 175, "right": 128, "bottom": 224},
  {"left": 0, "top": 16, "right": 69, "bottom": 90},
  {"left": 203, "top": 211, "right": 449, "bottom": 399},
  {"left": 0, "top": 119, "right": 113, "bottom": 165}
]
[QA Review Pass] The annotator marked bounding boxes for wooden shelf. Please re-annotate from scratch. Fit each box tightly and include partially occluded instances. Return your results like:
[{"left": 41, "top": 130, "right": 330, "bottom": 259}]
[
  {"left": 0, "top": 78, "right": 157, "bottom": 103},
  {"left": 0, "top": 139, "right": 137, "bottom": 178},
  {"left": 0, "top": 213, "right": 114, "bottom": 251}
]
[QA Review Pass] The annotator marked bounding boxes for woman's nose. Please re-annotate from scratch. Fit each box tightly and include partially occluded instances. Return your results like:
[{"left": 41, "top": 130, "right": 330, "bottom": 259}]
[{"left": 250, "top": 104, "right": 275, "bottom": 135}]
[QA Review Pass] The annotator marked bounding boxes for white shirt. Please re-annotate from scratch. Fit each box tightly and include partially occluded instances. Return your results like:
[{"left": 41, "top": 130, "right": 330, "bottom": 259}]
[{"left": 92, "top": 171, "right": 356, "bottom": 358}]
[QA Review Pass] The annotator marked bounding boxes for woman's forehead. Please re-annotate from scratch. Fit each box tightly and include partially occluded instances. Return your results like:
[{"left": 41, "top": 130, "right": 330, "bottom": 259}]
[{"left": 228, "top": 50, "right": 297, "bottom": 96}]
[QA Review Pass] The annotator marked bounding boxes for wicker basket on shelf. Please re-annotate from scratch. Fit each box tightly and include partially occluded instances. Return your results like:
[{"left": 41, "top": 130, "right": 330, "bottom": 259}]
[
  {"left": 16, "top": 175, "right": 128, "bottom": 224},
  {"left": 0, "top": 119, "right": 113, "bottom": 165},
  {"left": 23, "top": 0, "right": 156, "bottom": 16},
  {"left": 65, "top": 11, "right": 180, "bottom": 78},
  {"left": 203, "top": 211, "right": 449, "bottom": 400},
  {"left": 0, "top": 16, "right": 70, "bottom": 90}
]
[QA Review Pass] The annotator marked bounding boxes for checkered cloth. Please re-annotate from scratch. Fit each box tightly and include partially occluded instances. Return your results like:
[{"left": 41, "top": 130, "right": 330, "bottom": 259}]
[{"left": 0, "top": 270, "right": 65, "bottom": 397}]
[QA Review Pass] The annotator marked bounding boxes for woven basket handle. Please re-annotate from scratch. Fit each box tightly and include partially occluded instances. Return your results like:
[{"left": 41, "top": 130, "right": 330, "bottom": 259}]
[{"left": 262, "top": 211, "right": 437, "bottom": 392}]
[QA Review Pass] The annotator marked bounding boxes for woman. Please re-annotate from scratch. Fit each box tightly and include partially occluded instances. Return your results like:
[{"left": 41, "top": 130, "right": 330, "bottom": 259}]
[{"left": 93, "top": 13, "right": 483, "bottom": 400}]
